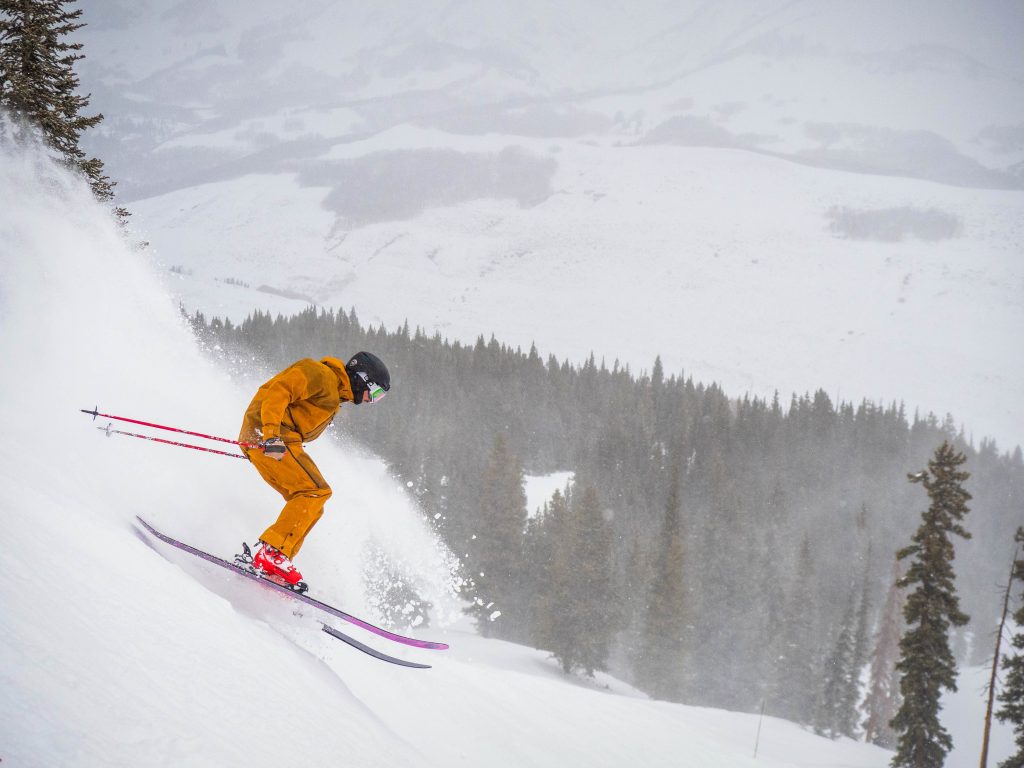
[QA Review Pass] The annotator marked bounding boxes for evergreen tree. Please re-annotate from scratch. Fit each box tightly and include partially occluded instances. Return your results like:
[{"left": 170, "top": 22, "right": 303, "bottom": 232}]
[
  {"left": 531, "top": 485, "right": 615, "bottom": 675},
  {"left": 850, "top": 556, "right": 874, "bottom": 708},
  {"left": 863, "top": 559, "right": 905, "bottom": 748},
  {"left": 771, "top": 534, "right": 821, "bottom": 726},
  {"left": 465, "top": 433, "right": 528, "bottom": 638},
  {"left": 527, "top": 490, "right": 565, "bottom": 657},
  {"left": 614, "top": 531, "right": 653, "bottom": 681},
  {"left": 634, "top": 464, "right": 690, "bottom": 700},
  {"left": 816, "top": 603, "right": 858, "bottom": 738},
  {"left": 0, "top": 0, "right": 124, "bottom": 217},
  {"left": 997, "top": 527, "right": 1024, "bottom": 768},
  {"left": 815, "top": 589, "right": 864, "bottom": 741},
  {"left": 890, "top": 441, "right": 972, "bottom": 768},
  {"left": 826, "top": 552, "right": 873, "bottom": 740}
]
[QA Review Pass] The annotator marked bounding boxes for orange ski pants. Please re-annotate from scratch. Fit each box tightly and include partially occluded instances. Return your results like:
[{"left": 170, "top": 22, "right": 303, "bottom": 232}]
[{"left": 241, "top": 440, "right": 332, "bottom": 559}]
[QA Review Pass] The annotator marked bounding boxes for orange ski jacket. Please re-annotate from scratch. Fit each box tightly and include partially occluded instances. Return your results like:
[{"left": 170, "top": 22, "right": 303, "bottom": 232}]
[{"left": 241, "top": 357, "right": 355, "bottom": 443}]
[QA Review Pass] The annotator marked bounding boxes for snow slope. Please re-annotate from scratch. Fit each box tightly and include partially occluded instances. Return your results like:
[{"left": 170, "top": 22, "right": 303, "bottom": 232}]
[
  {"left": 134, "top": 134, "right": 1024, "bottom": 451},
  {"left": 0, "top": 132, "right": 940, "bottom": 768},
  {"left": 72, "top": 1, "right": 1024, "bottom": 450},
  {"left": 0, "top": 139, "right": 460, "bottom": 766}
]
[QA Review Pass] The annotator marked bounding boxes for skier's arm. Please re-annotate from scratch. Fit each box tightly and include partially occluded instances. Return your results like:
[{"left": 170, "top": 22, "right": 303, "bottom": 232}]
[{"left": 258, "top": 366, "right": 314, "bottom": 439}]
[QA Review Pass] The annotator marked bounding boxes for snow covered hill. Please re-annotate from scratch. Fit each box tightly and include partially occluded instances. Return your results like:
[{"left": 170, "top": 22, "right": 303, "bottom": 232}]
[
  {"left": 74, "top": 1, "right": 1024, "bottom": 451},
  {"left": 132, "top": 138, "right": 1024, "bottom": 453},
  {"left": 78, "top": 0, "right": 1024, "bottom": 194},
  {"left": 0, "top": 135, "right": 943, "bottom": 768},
  {"left": 4, "top": 2, "right": 1022, "bottom": 762}
]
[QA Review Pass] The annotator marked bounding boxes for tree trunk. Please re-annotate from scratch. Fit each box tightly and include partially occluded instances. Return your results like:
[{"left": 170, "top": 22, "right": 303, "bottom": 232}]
[{"left": 981, "top": 548, "right": 1018, "bottom": 768}]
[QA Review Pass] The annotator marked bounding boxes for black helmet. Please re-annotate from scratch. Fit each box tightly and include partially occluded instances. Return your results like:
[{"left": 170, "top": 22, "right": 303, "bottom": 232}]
[{"left": 346, "top": 351, "right": 391, "bottom": 402}]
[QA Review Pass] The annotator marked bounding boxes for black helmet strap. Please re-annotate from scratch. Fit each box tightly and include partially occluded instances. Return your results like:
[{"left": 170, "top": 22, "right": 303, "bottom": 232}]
[{"left": 349, "top": 368, "right": 368, "bottom": 403}]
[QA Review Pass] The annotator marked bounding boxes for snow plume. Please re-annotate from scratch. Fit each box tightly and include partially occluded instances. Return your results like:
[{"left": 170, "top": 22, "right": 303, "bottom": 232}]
[{"left": 0, "top": 134, "right": 459, "bottom": 765}]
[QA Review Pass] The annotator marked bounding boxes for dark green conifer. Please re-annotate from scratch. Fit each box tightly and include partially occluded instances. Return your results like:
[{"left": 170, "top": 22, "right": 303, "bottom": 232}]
[
  {"left": 465, "top": 433, "right": 527, "bottom": 638},
  {"left": 816, "top": 594, "right": 864, "bottom": 739},
  {"left": 771, "top": 534, "right": 820, "bottom": 725},
  {"left": 0, "top": 0, "right": 125, "bottom": 218},
  {"left": 634, "top": 464, "right": 690, "bottom": 700},
  {"left": 531, "top": 485, "right": 615, "bottom": 675},
  {"left": 528, "top": 488, "right": 567, "bottom": 655},
  {"left": 890, "top": 441, "right": 972, "bottom": 768},
  {"left": 850, "top": 557, "right": 873, "bottom": 703}
]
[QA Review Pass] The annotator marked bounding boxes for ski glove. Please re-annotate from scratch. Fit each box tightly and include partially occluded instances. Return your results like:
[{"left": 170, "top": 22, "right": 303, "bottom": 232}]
[{"left": 260, "top": 437, "right": 287, "bottom": 461}]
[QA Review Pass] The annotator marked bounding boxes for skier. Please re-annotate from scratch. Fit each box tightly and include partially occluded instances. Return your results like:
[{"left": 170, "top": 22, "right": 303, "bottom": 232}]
[{"left": 237, "top": 352, "right": 390, "bottom": 591}]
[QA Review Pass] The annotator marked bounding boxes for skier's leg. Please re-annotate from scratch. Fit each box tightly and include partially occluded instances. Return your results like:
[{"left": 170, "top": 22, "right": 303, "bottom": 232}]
[{"left": 245, "top": 442, "right": 332, "bottom": 559}]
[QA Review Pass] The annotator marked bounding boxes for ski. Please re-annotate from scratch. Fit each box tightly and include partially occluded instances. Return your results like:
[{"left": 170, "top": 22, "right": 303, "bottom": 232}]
[
  {"left": 320, "top": 624, "right": 431, "bottom": 669},
  {"left": 135, "top": 516, "right": 448, "bottom": 652}
]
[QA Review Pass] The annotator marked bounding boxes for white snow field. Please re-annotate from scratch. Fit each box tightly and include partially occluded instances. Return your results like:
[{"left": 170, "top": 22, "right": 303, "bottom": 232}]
[
  {"left": 3, "top": 0, "right": 1021, "bottom": 761},
  {"left": 4, "top": 135, "right": 977, "bottom": 768},
  {"left": 0, "top": 132, "right": 1014, "bottom": 768},
  {"left": 72, "top": 0, "right": 1024, "bottom": 450},
  {"left": 133, "top": 138, "right": 1024, "bottom": 453}
]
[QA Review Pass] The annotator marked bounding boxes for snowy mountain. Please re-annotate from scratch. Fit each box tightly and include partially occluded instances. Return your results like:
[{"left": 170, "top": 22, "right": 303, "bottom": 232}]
[
  {"left": 73, "top": 0, "right": 1024, "bottom": 451},
  {"left": 0, "top": 136, "right": 1013, "bottom": 768},
  {"left": 3, "top": 3, "right": 1022, "bottom": 763}
]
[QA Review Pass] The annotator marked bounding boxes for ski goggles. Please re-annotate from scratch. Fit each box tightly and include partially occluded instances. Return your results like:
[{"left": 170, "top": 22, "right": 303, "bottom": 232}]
[{"left": 356, "top": 371, "right": 388, "bottom": 403}]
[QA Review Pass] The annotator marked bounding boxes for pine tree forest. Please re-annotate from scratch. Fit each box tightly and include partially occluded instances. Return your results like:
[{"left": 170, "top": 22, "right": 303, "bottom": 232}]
[{"left": 190, "top": 306, "right": 1024, "bottom": 732}]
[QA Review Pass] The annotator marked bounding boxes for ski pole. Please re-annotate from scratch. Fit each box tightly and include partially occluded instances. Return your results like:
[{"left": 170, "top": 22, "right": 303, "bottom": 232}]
[
  {"left": 96, "top": 422, "right": 248, "bottom": 459},
  {"left": 80, "top": 406, "right": 259, "bottom": 450}
]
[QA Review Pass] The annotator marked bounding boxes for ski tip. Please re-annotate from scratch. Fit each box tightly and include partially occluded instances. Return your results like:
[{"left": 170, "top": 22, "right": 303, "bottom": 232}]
[
  {"left": 135, "top": 516, "right": 164, "bottom": 540},
  {"left": 321, "top": 624, "right": 433, "bottom": 669}
]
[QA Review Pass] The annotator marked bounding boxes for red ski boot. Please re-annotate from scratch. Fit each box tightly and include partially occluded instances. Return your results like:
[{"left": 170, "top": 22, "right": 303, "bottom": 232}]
[{"left": 251, "top": 541, "right": 308, "bottom": 593}]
